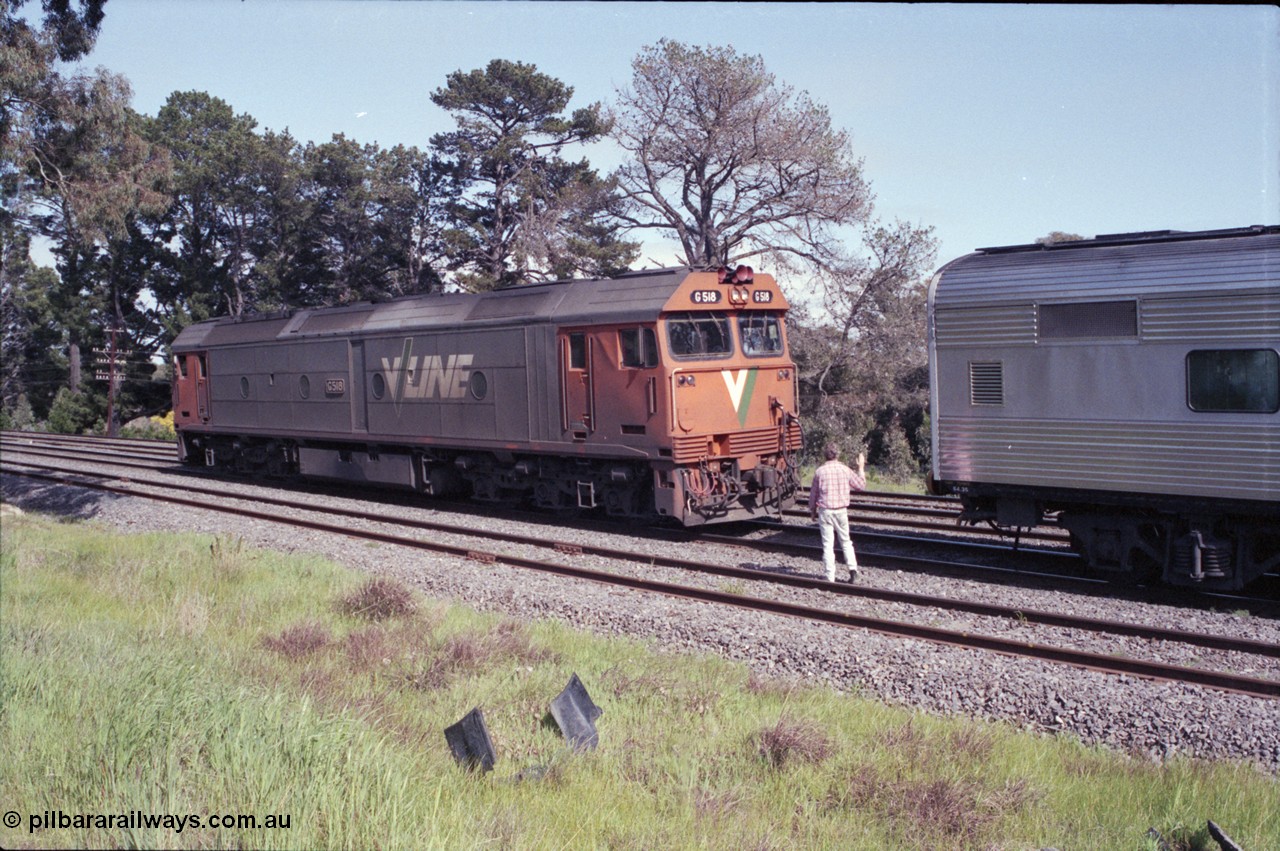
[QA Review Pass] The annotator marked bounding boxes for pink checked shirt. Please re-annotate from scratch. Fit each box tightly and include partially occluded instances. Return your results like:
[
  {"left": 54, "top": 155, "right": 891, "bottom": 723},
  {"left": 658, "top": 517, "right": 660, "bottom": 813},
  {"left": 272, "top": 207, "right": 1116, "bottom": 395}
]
[{"left": 809, "top": 460, "right": 866, "bottom": 512}]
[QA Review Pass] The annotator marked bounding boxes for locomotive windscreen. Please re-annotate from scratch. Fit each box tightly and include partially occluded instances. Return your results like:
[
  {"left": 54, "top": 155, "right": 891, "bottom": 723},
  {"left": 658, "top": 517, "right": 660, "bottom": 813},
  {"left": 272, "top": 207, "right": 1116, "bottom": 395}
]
[{"left": 666, "top": 312, "right": 733, "bottom": 358}]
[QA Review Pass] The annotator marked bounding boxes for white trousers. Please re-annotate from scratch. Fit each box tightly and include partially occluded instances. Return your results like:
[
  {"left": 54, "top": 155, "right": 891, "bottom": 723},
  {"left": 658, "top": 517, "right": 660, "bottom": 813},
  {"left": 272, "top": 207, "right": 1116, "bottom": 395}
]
[{"left": 817, "top": 507, "right": 857, "bottom": 580}]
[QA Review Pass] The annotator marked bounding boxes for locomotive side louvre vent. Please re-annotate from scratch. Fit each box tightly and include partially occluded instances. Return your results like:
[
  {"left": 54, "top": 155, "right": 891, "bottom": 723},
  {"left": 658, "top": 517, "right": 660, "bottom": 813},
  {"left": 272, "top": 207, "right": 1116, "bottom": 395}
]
[
  {"left": 1038, "top": 300, "right": 1138, "bottom": 340},
  {"left": 297, "top": 308, "right": 373, "bottom": 334},
  {"left": 467, "top": 291, "right": 552, "bottom": 320},
  {"left": 969, "top": 361, "right": 1004, "bottom": 406}
]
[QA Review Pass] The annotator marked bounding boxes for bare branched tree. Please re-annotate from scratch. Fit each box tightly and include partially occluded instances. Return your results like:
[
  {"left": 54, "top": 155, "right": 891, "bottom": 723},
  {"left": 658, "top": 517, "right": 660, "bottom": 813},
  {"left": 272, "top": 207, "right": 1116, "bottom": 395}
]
[{"left": 609, "top": 39, "right": 873, "bottom": 271}]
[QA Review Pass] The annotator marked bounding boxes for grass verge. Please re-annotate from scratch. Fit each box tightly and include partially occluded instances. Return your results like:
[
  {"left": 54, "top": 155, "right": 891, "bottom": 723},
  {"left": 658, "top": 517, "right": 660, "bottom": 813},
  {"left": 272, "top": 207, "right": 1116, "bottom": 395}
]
[{"left": 1, "top": 511, "right": 1276, "bottom": 849}]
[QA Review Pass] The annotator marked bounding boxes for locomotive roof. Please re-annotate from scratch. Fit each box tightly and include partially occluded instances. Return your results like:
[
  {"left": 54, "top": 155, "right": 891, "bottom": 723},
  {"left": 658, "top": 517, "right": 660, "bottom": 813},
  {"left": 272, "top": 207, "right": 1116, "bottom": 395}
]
[
  {"left": 932, "top": 225, "right": 1280, "bottom": 306},
  {"left": 173, "top": 267, "right": 727, "bottom": 350}
]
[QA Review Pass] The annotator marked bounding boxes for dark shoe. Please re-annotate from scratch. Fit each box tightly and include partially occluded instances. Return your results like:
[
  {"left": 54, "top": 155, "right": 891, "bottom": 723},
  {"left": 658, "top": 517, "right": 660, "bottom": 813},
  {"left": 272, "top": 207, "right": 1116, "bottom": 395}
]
[{"left": 844, "top": 570, "right": 859, "bottom": 583}]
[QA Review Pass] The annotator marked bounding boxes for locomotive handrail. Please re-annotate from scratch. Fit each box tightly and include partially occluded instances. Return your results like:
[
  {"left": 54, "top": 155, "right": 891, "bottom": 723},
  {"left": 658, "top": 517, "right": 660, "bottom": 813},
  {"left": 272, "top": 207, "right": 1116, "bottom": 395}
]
[
  {"left": 558, "top": 338, "right": 569, "bottom": 432},
  {"left": 586, "top": 337, "right": 596, "bottom": 433}
]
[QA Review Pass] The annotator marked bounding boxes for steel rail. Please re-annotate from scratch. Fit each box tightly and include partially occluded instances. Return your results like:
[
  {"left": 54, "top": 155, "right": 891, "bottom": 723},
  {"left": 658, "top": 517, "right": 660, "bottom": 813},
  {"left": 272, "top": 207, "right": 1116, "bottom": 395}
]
[
  {"left": 0, "top": 451, "right": 1271, "bottom": 656},
  {"left": 3, "top": 439, "right": 1075, "bottom": 561},
  {"left": 785, "top": 506, "right": 1068, "bottom": 543},
  {"left": 9, "top": 434, "right": 1041, "bottom": 544},
  {"left": 0, "top": 430, "right": 176, "bottom": 455},
  {"left": 791, "top": 493, "right": 1069, "bottom": 543},
  {"left": 4, "top": 463, "right": 1278, "bottom": 699},
  {"left": 2, "top": 435, "right": 174, "bottom": 462}
]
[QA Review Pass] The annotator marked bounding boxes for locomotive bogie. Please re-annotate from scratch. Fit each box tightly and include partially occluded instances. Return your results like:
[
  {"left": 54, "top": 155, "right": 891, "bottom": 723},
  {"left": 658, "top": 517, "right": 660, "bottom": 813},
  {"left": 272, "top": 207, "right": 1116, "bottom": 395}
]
[{"left": 929, "top": 226, "right": 1280, "bottom": 590}]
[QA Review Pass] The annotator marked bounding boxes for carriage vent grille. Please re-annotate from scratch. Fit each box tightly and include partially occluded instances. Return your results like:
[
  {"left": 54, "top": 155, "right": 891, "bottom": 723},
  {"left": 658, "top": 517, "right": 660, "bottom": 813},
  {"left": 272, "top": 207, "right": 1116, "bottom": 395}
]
[{"left": 969, "top": 362, "right": 1004, "bottom": 406}]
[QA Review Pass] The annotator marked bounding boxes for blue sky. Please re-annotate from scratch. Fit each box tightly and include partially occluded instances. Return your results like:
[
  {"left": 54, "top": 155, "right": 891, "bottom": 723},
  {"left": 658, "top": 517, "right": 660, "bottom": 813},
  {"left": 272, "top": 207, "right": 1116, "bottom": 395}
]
[{"left": 64, "top": 1, "right": 1279, "bottom": 273}]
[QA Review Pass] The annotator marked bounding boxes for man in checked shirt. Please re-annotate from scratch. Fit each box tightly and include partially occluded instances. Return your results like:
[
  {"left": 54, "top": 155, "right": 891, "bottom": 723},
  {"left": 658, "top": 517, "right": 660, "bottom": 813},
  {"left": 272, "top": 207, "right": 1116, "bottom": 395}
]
[{"left": 808, "top": 443, "right": 867, "bottom": 583}]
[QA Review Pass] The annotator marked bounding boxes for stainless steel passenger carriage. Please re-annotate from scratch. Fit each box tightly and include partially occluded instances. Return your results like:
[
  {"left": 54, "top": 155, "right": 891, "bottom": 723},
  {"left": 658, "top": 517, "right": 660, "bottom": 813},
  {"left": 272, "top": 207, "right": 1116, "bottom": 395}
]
[{"left": 928, "top": 226, "right": 1280, "bottom": 589}]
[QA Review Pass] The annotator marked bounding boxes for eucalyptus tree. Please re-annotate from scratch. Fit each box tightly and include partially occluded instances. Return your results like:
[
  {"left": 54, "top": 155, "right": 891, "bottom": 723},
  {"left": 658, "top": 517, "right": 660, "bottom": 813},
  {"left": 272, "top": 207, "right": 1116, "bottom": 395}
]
[
  {"left": 608, "top": 39, "right": 872, "bottom": 274},
  {"left": 0, "top": 229, "right": 66, "bottom": 416},
  {"left": 792, "top": 221, "right": 939, "bottom": 473},
  {"left": 3, "top": 1, "right": 168, "bottom": 266},
  {"left": 3, "top": 0, "right": 171, "bottom": 430},
  {"left": 429, "top": 59, "right": 635, "bottom": 290}
]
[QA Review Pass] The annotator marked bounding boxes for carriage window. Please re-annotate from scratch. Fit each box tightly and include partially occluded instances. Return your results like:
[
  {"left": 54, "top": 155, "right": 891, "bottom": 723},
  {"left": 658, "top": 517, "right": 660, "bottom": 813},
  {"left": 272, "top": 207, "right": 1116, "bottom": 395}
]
[
  {"left": 1187, "top": 349, "right": 1280, "bottom": 413},
  {"left": 175, "top": 355, "right": 188, "bottom": 379},
  {"left": 738, "top": 314, "right": 784, "bottom": 356},
  {"left": 619, "top": 327, "right": 659, "bottom": 368},
  {"left": 1039, "top": 300, "right": 1137, "bottom": 340},
  {"left": 666, "top": 312, "right": 732, "bottom": 359}
]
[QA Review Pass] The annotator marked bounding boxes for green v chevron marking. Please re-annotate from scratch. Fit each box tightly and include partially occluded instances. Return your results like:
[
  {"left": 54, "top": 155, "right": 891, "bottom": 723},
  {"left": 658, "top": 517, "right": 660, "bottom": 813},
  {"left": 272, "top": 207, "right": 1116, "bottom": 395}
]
[{"left": 721, "top": 368, "right": 759, "bottom": 427}]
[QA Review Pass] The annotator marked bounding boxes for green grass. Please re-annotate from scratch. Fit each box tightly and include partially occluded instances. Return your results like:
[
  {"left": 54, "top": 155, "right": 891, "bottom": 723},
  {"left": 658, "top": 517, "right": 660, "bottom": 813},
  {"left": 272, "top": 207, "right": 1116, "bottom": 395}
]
[{"left": 2, "top": 512, "right": 1276, "bottom": 849}]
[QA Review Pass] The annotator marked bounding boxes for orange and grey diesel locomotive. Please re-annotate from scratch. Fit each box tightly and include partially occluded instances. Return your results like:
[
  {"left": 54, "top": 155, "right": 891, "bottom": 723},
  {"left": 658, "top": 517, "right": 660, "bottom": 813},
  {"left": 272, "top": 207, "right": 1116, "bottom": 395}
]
[
  {"left": 928, "top": 225, "right": 1279, "bottom": 590},
  {"left": 170, "top": 266, "right": 803, "bottom": 524}
]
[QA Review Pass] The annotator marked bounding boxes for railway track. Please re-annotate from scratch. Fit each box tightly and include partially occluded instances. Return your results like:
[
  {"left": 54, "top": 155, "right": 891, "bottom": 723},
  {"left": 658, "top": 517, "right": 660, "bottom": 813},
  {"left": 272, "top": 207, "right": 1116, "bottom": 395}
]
[
  {"left": 5, "top": 432, "right": 1274, "bottom": 602},
  {"left": 791, "top": 487, "right": 1071, "bottom": 545},
  {"left": 4, "top": 443, "right": 1278, "bottom": 701},
  {"left": 2, "top": 431, "right": 1072, "bottom": 562}
]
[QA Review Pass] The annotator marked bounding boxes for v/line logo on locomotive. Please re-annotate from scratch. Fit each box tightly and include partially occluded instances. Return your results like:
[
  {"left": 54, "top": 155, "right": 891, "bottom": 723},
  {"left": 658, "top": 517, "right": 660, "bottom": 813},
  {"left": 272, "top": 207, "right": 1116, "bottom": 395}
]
[{"left": 380, "top": 337, "right": 474, "bottom": 407}]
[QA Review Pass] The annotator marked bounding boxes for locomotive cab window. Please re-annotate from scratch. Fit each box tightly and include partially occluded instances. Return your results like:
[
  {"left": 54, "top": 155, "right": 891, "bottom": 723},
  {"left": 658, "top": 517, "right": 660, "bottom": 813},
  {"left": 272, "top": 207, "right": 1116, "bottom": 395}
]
[
  {"left": 619, "top": 327, "right": 659, "bottom": 368},
  {"left": 1187, "top": 349, "right": 1280, "bottom": 413},
  {"left": 666, "top": 312, "right": 732, "bottom": 359},
  {"left": 738, "top": 313, "right": 784, "bottom": 357}
]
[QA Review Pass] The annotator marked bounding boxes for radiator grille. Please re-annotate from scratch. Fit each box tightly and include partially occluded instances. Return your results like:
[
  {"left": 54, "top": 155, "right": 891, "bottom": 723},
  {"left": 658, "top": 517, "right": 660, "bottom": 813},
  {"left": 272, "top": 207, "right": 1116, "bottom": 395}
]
[
  {"left": 672, "top": 435, "right": 711, "bottom": 464},
  {"left": 729, "top": 428, "right": 781, "bottom": 456},
  {"left": 672, "top": 424, "right": 801, "bottom": 464}
]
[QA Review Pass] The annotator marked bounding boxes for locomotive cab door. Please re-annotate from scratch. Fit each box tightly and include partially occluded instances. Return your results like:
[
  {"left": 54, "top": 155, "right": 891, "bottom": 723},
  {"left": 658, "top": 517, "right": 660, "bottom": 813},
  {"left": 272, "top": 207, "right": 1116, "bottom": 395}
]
[
  {"left": 558, "top": 331, "right": 593, "bottom": 439},
  {"left": 172, "top": 352, "right": 211, "bottom": 425},
  {"left": 195, "top": 354, "right": 210, "bottom": 421}
]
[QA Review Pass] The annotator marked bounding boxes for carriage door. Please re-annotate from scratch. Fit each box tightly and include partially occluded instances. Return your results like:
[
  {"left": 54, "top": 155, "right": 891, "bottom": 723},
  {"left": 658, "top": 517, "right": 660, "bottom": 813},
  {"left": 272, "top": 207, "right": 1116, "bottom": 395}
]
[{"left": 559, "top": 331, "right": 594, "bottom": 439}]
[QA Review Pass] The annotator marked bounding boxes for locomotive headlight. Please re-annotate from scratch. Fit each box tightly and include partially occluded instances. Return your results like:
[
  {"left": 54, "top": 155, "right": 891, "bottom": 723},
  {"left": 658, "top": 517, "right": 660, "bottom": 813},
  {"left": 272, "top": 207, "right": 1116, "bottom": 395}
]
[{"left": 778, "top": 369, "right": 791, "bottom": 380}]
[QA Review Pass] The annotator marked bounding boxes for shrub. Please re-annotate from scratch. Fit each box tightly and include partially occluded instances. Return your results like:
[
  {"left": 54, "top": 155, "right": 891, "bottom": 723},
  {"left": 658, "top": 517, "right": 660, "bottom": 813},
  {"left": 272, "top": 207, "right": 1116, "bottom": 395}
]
[
  {"left": 120, "top": 412, "right": 176, "bottom": 440},
  {"left": 757, "top": 715, "right": 832, "bottom": 768},
  {"left": 45, "top": 387, "right": 102, "bottom": 434},
  {"left": 338, "top": 578, "right": 417, "bottom": 621}
]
